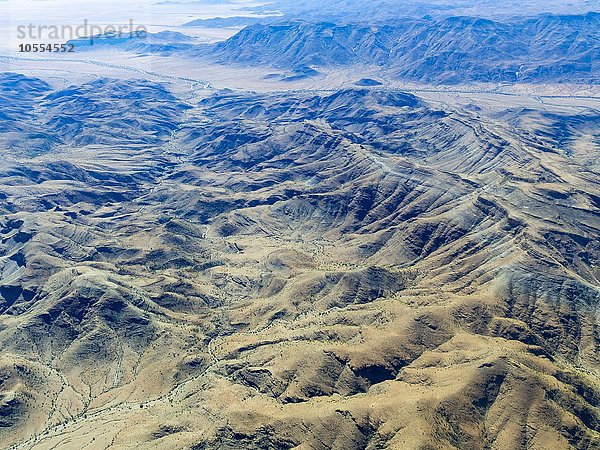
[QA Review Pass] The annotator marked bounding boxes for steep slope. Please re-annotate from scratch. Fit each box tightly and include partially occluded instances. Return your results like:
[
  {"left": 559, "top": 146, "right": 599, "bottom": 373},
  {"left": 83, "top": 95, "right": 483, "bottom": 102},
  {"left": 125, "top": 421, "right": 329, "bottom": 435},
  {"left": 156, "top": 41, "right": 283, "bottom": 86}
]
[
  {"left": 210, "top": 13, "right": 600, "bottom": 83},
  {"left": 0, "top": 74, "right": 56, "bottom": 154},
  {"left": 67, "top": 13, "right": 600, "bottom": 84},
  {"left": 0, "top": 74, "right": 191, "bottom": 155},
  {"left": 0, "top": 76, "right": 598, "bottom": 449}
]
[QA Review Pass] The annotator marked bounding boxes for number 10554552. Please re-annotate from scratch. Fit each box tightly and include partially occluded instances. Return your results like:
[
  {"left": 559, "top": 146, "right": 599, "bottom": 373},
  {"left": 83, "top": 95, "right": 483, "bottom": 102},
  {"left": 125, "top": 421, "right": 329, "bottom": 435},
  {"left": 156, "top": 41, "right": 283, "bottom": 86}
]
[{"left": 19, "top": 43, "right": 75, "bottom": 53}]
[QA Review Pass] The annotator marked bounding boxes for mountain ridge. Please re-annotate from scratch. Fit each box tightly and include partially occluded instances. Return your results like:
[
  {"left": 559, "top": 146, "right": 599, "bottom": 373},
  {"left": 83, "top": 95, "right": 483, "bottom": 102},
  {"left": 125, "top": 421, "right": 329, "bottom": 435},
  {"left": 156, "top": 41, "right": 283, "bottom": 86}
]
[
  {"left": 70, "top": 12, "right": 600, "bottom": 84},
  {"left": 0, "top": 73, "right": 598, "bottom": 448},
  {"left": 209, "top": 12, "right": 600, "bottom": 83}
]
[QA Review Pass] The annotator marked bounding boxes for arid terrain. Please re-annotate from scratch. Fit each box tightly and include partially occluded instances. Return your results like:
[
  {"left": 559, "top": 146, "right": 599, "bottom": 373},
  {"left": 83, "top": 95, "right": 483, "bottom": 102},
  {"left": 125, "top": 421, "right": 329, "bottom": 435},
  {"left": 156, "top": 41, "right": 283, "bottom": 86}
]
[
  {"left": 0, "top": 72, "right": 597, "bottom": 449},
  {"left": 0, "top": 1, "right": 599, "bottom": 449}
]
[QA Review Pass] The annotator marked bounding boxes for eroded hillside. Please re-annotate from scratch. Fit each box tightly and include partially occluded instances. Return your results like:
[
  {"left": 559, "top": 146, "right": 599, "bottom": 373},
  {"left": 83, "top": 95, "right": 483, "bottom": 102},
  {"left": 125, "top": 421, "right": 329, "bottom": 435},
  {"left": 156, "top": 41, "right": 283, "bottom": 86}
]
[{"left": 0, "top": 74, "right": 598, "bottom": 449}]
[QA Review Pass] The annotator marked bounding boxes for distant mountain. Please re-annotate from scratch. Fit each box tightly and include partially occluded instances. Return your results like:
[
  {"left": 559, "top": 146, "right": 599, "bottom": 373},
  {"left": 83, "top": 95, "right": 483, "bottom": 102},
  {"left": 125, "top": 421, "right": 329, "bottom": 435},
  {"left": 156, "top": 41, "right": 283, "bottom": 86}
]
[
  {"left": 233, "top": 0, "right": 599, "bottom": 22},
  {"left": 210, "top": 12, "right": 600, "bottom": 83},
  {"left": 75, "top": 12, "right": 600, "bottom": 84},
  {"left": 69, "top": 30, "right": 198, "bottom": 53},
  {"left": 183, "top": 16, "right": 280, "bottom": 28}
]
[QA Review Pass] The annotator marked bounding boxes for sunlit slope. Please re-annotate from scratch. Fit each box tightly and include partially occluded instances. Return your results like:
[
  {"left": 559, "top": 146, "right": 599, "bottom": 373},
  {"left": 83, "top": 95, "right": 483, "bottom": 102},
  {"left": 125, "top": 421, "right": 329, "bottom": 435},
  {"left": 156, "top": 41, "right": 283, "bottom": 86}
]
[
  {"left": 73, "top": 13, "right": 600, "bottom": 84},
  {"left": 0, "top": 75, "right": 597, "bottom": 449}
]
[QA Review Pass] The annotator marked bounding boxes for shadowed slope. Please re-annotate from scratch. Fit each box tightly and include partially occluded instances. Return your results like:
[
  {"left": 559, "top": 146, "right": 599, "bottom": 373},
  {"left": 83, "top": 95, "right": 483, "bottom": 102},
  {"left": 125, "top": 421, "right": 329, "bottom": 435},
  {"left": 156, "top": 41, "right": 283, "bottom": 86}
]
[{"left": 0, "top": 77, "right": 597, "bottom": 449}]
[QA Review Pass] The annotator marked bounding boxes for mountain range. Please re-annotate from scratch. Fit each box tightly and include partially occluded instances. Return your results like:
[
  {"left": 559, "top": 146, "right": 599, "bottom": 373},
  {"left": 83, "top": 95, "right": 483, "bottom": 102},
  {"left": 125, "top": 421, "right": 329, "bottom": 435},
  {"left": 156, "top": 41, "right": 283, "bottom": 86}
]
[
  {"left": 1, "top": 1, "right": 599, "bottom": 449},
  {"left": 72, "top": 12, "right": 600, "bottom": 84},
  {"left": 0, "top": 72, "right": 598, "bottom": 448}
]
